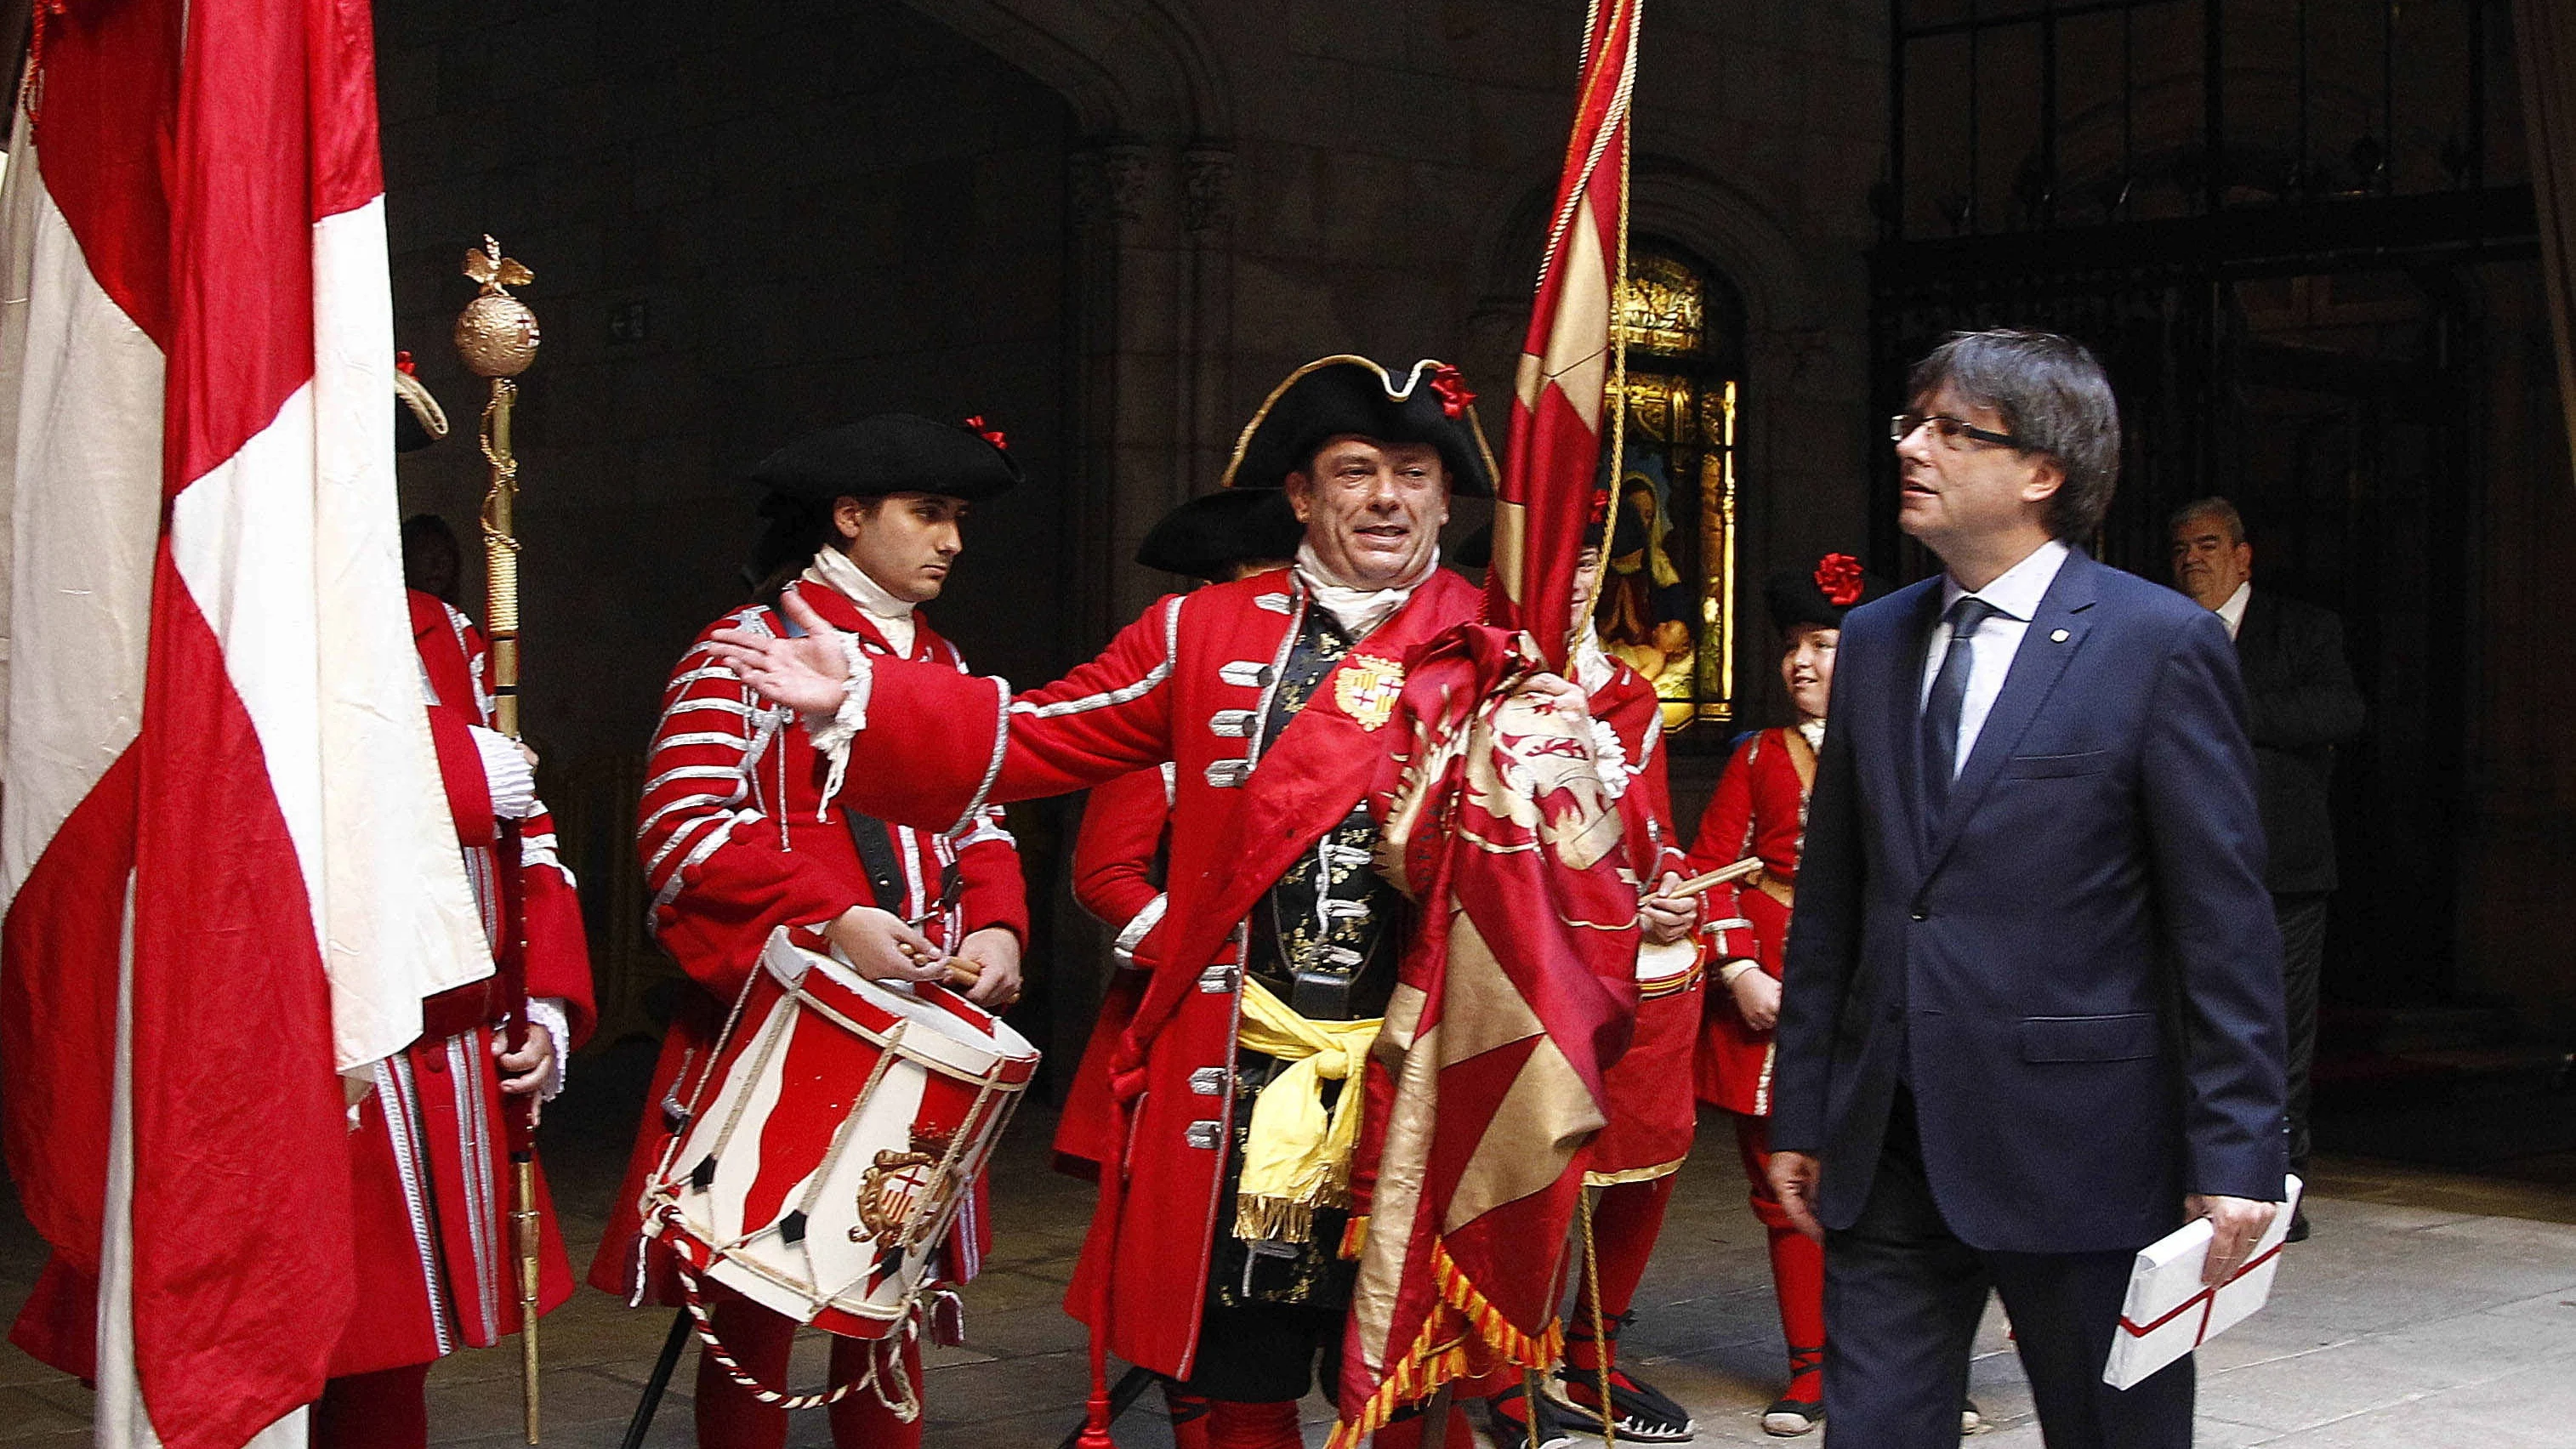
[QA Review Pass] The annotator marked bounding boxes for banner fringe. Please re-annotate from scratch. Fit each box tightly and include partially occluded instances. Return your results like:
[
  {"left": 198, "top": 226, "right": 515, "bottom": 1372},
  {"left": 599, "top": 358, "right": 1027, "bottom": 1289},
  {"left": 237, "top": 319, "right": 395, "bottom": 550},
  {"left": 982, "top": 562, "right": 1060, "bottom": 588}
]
[{"left": 1324, "top": 1237, "right": 1567, "bottom": 1449}]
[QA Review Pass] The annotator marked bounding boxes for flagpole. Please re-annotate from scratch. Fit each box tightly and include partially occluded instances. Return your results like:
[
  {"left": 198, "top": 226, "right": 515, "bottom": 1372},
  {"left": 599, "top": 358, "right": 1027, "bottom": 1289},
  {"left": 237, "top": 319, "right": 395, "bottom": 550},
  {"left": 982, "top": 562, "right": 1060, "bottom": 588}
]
[
  {"left": 456, "top": 233, "right": 546, "bottom": 1446},
  {"left": 1586, "top": 4, "right": 1636, "bottom": 668}
]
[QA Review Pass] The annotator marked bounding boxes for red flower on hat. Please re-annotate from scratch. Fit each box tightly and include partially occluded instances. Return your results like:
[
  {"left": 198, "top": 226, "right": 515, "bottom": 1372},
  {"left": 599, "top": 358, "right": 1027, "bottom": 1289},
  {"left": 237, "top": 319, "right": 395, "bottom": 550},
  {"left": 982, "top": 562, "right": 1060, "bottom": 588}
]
[
  {"left": 1429, "top": 365, "right": 1476, "bottom": 419},
  {"left": 963, "top": 415, "right": 1008, "bottom": 451},
  {"left": 1587, "top": 486, "right": 1613, "bottom": 526},
  {"left": 1815, "top": 553, "right": 1866, "bottom": 607},
  {"left": 395, "top": 350, "right": 417, "bottom": 375}
]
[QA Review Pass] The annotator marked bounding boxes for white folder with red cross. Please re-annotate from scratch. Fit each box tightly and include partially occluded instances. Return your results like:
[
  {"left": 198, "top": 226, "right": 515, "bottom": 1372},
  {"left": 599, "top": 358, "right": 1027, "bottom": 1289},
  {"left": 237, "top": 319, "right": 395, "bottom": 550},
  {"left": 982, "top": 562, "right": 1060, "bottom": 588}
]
[{"left": 2104, "top": 1175, "right": 2304, "bottom": 1389}]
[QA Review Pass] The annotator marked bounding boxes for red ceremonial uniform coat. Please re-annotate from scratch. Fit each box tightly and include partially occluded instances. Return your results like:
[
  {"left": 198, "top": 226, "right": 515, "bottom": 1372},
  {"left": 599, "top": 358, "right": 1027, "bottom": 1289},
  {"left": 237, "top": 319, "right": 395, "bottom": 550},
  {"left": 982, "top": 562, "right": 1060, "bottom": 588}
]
[
  {"left": 1682, "top": 724, "right": 1816, "bottom": 1116},
  {"left": 1055, "top": 764, "right": 1175, "bottom": 1174},
  {"left": 328, "top": 594, "right": 599, "bottom": 1375},
  {"left": 1581, "top": 658, "right": 1701, "bottom": 1182},
  {"left": 4, "top": 594, "right": 599, "bottom": 1382},
  {"left": 806, "top": 565, "right": 1483, "bottom": 1380},
  {"left": 588, "top": 577, "right": 1028, "bottom": 1306}
]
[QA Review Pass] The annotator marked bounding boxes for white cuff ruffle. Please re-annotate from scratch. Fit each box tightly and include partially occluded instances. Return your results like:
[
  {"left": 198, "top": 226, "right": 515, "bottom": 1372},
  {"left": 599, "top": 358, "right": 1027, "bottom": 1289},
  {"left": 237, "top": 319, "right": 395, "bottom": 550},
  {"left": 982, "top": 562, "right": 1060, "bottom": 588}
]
[
  {"left": 808, "top": 633, "right": 875, "bottom": 816},
  {"left": 525, "top": 996, "right": 571, "bottom": 1102},
  {"left": 469, "top": 725, "right": 539, "bottom": 820}
]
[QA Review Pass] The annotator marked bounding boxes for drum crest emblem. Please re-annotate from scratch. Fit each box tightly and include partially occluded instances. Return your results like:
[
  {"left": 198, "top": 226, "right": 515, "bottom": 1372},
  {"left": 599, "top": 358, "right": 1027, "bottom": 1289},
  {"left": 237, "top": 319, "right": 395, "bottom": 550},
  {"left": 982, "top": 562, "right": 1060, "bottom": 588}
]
[{"left": 850, "top": 1123, "right": 958, "bottom": 1247}]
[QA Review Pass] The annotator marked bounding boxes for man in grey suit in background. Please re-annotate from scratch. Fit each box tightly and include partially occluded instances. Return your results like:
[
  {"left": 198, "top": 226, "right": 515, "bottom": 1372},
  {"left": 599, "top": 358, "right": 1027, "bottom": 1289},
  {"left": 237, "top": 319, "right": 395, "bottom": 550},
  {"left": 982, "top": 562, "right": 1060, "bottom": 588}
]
[{"left": 2171, "top": 497, "right": 2364, "bottom": 1241}]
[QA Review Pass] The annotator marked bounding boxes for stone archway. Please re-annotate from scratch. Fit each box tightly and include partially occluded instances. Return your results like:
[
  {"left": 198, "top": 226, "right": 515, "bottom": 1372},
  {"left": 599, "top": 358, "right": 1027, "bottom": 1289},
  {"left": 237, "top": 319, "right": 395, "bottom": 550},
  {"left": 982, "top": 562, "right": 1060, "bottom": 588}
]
[
  {"left": 901, "top": 0, "right": 1242, "bottom": 639},
  {"left": 1465, "top": 152, "right": 1871, "bottom": 762}
]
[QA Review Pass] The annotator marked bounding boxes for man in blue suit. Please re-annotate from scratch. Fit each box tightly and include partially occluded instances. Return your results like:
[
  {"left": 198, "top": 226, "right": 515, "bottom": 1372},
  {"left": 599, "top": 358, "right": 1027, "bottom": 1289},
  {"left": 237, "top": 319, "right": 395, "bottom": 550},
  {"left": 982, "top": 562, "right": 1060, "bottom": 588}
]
[{"left": 1766, "top": 330, "right": 2288, "bottom": 1446}]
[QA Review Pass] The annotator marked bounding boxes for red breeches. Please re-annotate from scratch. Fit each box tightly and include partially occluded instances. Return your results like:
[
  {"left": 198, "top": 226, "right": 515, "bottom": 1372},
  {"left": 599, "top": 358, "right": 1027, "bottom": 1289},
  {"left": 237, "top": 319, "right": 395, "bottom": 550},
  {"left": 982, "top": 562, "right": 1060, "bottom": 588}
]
[
  {"left": 311, "top": 1363, "right": 430, "bottom": 1449},
  {"left": 1200, "top": 1397, "right": 1301, "bottom": 1449}
]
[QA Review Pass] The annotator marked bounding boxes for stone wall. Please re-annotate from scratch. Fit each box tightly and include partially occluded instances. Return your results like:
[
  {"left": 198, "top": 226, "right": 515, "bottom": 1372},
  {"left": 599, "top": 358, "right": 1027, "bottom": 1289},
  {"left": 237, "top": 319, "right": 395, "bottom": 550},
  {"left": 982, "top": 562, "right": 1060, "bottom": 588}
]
[
  {"left": 2459, "top": 259, "right": 2576, "bottom": 1035},
  {"left": 380, "top": 0, "right": 1078, "bottom": 765}
]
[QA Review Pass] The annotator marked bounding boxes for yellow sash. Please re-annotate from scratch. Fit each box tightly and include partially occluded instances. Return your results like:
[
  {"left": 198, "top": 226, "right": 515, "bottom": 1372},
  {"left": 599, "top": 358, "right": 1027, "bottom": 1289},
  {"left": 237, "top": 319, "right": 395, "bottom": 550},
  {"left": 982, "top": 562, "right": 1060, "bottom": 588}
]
[{"left": 1231, "top": 977, "right": 1382, "bottom": 1244}]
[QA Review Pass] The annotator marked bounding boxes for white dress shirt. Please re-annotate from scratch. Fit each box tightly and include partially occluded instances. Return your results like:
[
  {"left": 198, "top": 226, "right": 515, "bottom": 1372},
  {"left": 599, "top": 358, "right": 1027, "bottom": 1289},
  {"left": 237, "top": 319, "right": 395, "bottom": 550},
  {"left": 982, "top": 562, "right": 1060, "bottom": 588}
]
[
  {"left": 1919, "top": 538, "right": 2072, "bottom": 778},
  {"left": 2214, "top": 580, "right": 2251, "bottom": 640}
]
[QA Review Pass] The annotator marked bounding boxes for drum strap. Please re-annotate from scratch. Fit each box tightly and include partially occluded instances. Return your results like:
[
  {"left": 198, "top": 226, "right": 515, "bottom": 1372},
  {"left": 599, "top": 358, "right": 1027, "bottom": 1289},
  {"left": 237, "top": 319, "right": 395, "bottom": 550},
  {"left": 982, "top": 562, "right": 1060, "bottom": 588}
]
[{"left": 844, "top": 810, "right": 912, "bottom": 914}]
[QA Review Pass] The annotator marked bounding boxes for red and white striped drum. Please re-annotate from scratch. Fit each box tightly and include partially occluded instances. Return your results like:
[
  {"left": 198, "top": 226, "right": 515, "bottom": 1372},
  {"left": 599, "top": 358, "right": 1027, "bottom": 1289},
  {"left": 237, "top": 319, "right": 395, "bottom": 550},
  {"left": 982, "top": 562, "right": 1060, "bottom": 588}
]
[{"left": 647, "top": 928, "right": 1038, "bottom": 1341}]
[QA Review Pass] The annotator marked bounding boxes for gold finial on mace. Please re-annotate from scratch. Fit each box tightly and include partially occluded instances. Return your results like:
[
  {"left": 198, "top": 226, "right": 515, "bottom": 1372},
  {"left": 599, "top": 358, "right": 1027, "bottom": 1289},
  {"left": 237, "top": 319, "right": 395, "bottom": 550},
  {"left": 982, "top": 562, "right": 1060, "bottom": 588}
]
[
  {"left": 457, "top": 234, "right": 539, "bottom": 739},
  {"left": 457, "top": 234, "right": 546, "bottom": 1446}
]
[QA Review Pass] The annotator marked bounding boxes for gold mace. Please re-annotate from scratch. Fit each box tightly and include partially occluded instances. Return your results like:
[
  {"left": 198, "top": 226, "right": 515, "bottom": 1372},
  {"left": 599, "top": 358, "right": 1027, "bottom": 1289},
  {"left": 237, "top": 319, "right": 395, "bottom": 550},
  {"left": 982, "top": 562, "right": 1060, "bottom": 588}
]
[{"left": 455, "top": 233, "right": 545, "bottom": 1445}]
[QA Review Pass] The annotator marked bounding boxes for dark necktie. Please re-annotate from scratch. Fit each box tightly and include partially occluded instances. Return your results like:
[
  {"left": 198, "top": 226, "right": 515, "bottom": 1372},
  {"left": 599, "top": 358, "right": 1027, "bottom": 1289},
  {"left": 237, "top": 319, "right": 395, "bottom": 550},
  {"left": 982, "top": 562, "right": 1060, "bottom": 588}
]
[{"left": 1920, "top": 595, "right": 1999, "bottom": 821}]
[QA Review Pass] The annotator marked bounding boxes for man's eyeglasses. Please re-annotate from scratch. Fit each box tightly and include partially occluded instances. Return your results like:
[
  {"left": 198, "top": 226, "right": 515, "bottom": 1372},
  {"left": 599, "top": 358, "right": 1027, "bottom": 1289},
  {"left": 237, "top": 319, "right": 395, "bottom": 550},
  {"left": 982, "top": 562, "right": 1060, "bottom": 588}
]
[{"left": 1890, "top": 413, "right": 2026, "bottom": 451}]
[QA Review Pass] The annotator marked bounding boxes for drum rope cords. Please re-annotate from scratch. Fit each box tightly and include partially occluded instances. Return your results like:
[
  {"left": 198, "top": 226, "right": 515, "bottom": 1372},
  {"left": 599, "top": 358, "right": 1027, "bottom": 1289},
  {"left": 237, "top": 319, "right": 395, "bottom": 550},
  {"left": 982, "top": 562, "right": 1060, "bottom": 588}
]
[
  {"left": 775, "top": 1020, "right": 910, "bottom": 1235},
  {"left": 662, "top": 1233, "right": 924, "bottom": 1418},
  {"left": 629, "top": 956, "right": 773, "bottom": 1301}
]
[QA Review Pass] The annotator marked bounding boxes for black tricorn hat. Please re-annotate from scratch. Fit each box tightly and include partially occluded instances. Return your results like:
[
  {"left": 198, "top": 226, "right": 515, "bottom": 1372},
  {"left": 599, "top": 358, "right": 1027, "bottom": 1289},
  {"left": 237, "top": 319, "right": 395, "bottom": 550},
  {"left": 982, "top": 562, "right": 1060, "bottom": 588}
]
[
  {"left": 748, "top": 412, "right": 1022, "bottom": 504},
  {"left": 1766, "top": 553, "right": 1889, "bottom": 633},
  {"left": 394, "top": 361, "right": 447, "bottom": 453},
  {"left": 1220, "top": 356, "right": 1498, "bottom": 497},
  {"left": 1136, "top": 489, "right": 1305, "bottom": 581}
]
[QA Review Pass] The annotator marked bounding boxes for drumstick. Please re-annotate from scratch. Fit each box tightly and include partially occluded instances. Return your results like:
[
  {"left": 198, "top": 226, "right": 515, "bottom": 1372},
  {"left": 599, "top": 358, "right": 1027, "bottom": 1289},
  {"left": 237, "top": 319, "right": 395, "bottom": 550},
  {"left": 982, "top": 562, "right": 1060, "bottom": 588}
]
[
  {"left": 896, "top": 939, "right": 983, "bottom": 990},
  {"left": 1667, "top": 856, "right": 1764, "bottom": 896}
]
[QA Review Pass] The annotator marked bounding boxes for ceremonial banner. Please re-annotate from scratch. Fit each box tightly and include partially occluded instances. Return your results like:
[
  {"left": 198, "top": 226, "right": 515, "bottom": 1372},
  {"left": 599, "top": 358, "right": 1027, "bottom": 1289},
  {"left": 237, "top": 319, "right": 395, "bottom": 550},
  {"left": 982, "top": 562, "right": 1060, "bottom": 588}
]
[
  {"left": 0, "top": 3, "right": 489, "bottom": 1446},
  {"left": 1487, "top": 0, "right": 1641, "bottom": 671},
  {"left": 1329, "top": 7, "right": 1642, "bottom": 1439},
  {"left": 1331, "top": 628, "right": 1640, "bottom": 1446}
]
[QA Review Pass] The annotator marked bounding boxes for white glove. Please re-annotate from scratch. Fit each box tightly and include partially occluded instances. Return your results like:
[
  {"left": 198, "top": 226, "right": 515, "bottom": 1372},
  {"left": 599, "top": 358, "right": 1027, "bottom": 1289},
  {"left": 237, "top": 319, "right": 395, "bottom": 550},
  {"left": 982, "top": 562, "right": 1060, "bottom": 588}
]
[{"left": 469, "top": 725, "right": 539, "bottom": 820}]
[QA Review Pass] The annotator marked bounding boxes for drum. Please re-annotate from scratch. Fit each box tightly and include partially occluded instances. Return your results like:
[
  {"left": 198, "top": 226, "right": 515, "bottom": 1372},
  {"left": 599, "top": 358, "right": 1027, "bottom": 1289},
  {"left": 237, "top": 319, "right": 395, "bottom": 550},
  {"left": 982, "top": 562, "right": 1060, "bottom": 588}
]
[
  {"left": 645, "top": 928, "right": 1039, "bottom": 1341},
  {"left": 1635, "top": 935, "right": 1703, "bottom": 997}
]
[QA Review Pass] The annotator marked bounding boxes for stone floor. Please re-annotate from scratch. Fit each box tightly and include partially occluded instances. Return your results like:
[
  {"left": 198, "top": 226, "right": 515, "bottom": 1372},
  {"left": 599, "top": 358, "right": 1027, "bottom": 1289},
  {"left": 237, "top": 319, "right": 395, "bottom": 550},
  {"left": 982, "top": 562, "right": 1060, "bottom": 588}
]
[{"left": 3, "top": 1094, "right": 2574, "bottom": 1448}]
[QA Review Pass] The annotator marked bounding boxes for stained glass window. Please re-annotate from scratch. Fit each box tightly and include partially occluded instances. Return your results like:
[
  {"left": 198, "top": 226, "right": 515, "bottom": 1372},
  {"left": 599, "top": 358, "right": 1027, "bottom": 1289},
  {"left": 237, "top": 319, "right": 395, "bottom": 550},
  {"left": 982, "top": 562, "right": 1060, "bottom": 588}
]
[{"left": 1597, "top": 246, "right": 1743, "bottom": 734}]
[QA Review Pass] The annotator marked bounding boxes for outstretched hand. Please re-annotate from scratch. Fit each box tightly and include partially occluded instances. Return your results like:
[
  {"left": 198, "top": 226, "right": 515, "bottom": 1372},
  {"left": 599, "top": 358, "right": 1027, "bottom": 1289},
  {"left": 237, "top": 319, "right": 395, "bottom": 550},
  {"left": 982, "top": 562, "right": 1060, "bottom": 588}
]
[{"left": 709, "top": 589, "right": 855, "bottom": 713}]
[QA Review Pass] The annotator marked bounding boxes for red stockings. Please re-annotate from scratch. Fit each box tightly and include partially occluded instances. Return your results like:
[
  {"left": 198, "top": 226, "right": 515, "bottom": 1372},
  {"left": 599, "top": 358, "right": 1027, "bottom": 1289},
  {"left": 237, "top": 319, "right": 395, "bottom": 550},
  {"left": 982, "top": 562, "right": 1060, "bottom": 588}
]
[{"left": 1735, "top": 1111, "right": 1826, "bottom": 1398}]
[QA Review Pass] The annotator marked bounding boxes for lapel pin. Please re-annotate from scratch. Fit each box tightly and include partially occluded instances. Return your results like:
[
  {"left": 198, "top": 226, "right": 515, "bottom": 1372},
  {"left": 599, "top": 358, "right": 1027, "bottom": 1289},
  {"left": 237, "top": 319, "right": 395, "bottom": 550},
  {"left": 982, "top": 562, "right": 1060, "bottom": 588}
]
[{"left": 2050, "top": 628, "right": 2070, "bottom": 643}]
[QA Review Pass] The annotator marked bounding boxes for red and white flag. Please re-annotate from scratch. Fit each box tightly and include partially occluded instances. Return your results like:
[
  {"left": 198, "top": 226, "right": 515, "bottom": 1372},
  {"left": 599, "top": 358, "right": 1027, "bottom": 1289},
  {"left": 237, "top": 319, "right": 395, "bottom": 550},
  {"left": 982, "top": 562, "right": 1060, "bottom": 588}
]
[
  {"left": 0, "top": 3, "right": 492, "bottom": 1446},
  {"left": 1330, "top": 7, "right": 1644, "bottom": 1441},
  {"left": 1486, "top": 0, "right": 1640, "bottom": 671}
]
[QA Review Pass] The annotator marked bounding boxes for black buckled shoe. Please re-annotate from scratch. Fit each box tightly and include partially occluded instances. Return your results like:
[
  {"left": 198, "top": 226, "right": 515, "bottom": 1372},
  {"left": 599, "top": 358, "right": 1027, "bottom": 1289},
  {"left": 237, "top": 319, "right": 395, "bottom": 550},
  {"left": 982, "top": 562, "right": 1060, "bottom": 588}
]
[
  {"left": 1761, "top": 1344, "right": 1825, "bottom": 1437},
  {"left": 1761, "top": 1395, "right": 1823, "bottom": 1437},
  {"left": 1486, "top": 1382, "right": 1574, "bottom": 1449},
  {"left": 1550, "top": 1363, "right": 1696, "bottom": 1443}
]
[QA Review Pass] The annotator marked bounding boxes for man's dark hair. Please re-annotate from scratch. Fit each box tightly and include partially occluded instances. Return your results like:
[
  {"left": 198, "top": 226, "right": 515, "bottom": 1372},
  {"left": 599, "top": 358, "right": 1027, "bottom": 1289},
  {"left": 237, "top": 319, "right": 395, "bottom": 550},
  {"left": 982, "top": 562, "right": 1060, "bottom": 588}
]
[
  {"left": 1908, "top": 329, "right": 2123, "bottom": 543},
  {"left": 2169, "top": 496, "right": 2245, "bottom": 547},
  {"left": 745, "top": 492, "right": 895, "bottom": 599}
]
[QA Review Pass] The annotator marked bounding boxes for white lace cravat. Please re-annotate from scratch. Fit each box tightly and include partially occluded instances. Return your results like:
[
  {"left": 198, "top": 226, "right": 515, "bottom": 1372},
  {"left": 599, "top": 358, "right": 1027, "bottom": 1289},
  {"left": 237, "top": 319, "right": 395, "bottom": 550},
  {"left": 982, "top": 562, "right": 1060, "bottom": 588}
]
[
  {"left": 803, "top": 545, "right": 917, "bottom": 656},
  {"left": 1293, "top": 541, "right": 1437, "bottom": 639}
]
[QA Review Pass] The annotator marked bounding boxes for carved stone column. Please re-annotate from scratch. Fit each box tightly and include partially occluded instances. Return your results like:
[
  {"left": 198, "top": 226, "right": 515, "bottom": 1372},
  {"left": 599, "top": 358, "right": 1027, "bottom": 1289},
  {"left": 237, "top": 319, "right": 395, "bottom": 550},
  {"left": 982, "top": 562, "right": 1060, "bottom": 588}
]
[{"left": 1176, "top": 145, "right": 1237, "bottom": 555}]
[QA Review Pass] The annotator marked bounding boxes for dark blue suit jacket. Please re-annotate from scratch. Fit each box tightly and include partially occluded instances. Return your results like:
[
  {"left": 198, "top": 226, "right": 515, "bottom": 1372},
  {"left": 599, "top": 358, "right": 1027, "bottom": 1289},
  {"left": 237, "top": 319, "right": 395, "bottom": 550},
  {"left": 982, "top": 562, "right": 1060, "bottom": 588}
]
[{"left": 1769, "top": 548, "right": 2288, "bottom": 1253}]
